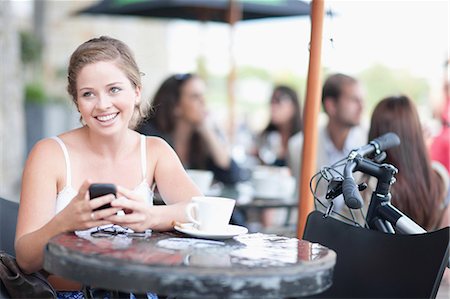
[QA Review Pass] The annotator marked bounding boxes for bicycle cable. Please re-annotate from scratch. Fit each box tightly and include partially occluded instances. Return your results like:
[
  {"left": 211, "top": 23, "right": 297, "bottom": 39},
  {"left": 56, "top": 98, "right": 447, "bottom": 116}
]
[{"left": 309, "top": 157, "right": 366, "bottom": 226}]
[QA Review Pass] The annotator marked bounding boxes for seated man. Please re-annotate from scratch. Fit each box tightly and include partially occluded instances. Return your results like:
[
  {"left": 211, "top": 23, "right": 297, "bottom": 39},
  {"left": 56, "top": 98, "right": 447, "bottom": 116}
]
[{"left": 288, "top": 73, "right": 367, "bottom": 212}]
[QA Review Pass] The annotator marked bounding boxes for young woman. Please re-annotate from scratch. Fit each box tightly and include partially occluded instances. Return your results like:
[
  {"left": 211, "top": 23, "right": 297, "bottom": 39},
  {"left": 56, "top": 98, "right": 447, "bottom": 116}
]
[
  {"left": 258, "top": 85, "right": 302, "bottom": 167},
  {"left": 136, "top": 73, "right": 242, "bottom": 185},
  {"left": 15, "top": 36, "right": 201, "bottom": 295},
  {"left": 367, "top": 95, "right": 449, "bottom": 231}
]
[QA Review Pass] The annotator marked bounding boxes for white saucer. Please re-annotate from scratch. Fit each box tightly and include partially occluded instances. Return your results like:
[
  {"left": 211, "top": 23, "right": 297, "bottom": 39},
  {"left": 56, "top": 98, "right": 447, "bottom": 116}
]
[{"left": 174, "top": 223, "right": 248, "bottom": 240}]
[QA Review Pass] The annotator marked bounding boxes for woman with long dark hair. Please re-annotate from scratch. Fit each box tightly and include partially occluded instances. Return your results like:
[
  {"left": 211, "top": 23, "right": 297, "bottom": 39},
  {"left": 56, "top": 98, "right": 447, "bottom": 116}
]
[
  {"left": 258, "top": 85, "right": 302, "bottom": 166},
  {"left": 136, "top": 73, "right": 241, "bottom": 184},
  {"left": 368, "top": 95, "right": 449, "bottom": 230}
]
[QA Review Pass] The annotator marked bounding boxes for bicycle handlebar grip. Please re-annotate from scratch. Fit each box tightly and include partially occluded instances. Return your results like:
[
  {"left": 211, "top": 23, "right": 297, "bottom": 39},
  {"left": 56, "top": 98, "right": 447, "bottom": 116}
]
[
  {"left": 372, "top": 132, "right": 401, "bottom": 152},
  {"left": 342, "top": 177, "right": 364, "bottom": 209}
]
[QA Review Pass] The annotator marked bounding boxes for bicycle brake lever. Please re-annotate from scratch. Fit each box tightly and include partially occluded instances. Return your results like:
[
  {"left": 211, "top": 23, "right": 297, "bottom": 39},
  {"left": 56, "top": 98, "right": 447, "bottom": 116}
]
[
  {"left": 326, "top": 178, "right": 343, "bottom": 200},
  {"left": 327, "top": 179, "right": 368, "bottom": 200}
]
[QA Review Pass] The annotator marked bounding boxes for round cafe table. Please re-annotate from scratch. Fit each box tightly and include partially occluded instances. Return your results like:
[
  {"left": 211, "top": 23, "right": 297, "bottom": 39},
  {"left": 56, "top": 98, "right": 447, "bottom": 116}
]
[{"left": 44, "top": 230, "right": 336, "bottom": 299}]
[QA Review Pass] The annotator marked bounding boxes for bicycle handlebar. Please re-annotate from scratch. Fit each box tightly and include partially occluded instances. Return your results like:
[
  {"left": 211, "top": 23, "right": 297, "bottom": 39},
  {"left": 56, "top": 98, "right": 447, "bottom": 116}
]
[{"left": 342, "top": 132, "right": 401, "bottom": 210}]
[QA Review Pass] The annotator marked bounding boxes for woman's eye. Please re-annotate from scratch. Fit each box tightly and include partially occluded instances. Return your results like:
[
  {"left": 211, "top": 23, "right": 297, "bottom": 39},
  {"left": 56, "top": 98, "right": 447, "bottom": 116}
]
[
  {"left": 82, "top": 91, "right": 93, "bottom": 97},
  {"left": 111, "top": 87, "right": 121, "bottom": 93}
]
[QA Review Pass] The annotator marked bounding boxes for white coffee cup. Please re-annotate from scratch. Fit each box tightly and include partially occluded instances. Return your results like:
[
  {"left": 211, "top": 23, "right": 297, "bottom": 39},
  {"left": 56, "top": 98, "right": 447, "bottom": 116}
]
[
  {"left": 186, "top": 169, "right": 214, "bottom": 194},
  {"left": 185, "top": 196, "right": 236, "bottom": 232}
]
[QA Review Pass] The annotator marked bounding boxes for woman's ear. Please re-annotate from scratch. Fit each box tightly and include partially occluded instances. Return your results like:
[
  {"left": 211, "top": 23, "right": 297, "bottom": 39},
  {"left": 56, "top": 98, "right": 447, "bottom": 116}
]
[{"left": 134, "top": 86, "right": 142, "bottom": 105}]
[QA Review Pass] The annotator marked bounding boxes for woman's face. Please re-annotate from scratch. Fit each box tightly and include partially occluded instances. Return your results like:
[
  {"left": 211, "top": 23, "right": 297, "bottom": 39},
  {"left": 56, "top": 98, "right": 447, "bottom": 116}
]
[
  {"left": 176, "top": 77, "right": 207, "bottom": 126},
  {"left": 76, "top": 61, "right": 141, "bottom": 135},
  {"left": 270, "top": 93, "right": 296, "bottom": 126}
]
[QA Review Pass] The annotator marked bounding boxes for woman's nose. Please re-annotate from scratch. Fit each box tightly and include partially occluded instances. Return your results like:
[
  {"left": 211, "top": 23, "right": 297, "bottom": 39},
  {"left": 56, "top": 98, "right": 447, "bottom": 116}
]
[{"left": 96, "top": 94, "right": 113, "bottom": 109}]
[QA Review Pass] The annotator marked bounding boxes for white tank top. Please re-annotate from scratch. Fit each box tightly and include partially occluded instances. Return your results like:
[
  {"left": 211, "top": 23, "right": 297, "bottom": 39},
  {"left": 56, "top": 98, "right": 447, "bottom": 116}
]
[{"left": 51, "top": 135, "right": 154, "bottom": 214}]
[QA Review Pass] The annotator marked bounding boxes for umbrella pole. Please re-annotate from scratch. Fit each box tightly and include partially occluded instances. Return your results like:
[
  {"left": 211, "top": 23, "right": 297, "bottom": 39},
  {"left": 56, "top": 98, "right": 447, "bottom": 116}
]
[
  {"left": 297, "top": 0, "right": 325, "bottom": 239},
  {"left": 227, "top": 0, "right": 241, "bottom": 141}
]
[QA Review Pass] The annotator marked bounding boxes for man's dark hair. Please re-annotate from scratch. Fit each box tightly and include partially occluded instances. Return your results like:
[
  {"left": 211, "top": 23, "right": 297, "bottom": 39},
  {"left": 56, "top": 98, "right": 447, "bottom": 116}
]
[{"left": 321, "top": 73, "right": 357, "bottom": 110}]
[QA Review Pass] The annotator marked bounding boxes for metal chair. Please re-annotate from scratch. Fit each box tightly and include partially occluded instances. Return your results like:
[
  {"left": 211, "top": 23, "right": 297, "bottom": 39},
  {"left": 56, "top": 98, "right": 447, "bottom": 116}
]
[
  {"left": 303, "top": 210, "right": 449, "bottom": 299},
  {"left": 0, "top": 197, "right": 19, "bottom": 298}
]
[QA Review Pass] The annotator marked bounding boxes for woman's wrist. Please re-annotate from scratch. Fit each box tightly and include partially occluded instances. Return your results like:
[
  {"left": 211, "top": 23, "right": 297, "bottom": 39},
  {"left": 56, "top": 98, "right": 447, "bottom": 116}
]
[
  {"left": 51, "top": 212, "right": 72, "bottom": 234},
  {"left": 144, "top": 207, "right": 155, "bottom": 230}
]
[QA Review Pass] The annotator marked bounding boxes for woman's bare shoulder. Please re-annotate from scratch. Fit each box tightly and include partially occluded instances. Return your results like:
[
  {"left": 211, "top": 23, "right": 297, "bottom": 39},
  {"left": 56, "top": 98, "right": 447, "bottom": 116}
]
[
  {"left": 143, "top": 136, "right": 179, "bottom": 166},
  {"left": 26, "top": 128, "right": 83, "bottom": 171},
  {"left": 144, "top": 136, "right": 172, "bottom": 151},
  {"left": 24, "top": 138, "right": 66, "bottom": 182},
  {"left": 28, "top": 137, "right": 62, "bottom": 159}
]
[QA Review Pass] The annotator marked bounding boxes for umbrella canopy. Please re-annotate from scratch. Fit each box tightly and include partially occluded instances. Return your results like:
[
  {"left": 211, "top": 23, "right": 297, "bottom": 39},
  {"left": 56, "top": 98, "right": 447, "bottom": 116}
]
[{"left": 78, "top": 0, "right": 311, "bottom": 23}]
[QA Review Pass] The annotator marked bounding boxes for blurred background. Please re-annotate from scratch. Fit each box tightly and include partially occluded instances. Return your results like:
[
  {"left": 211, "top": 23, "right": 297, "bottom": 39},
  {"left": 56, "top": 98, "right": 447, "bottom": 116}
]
[{"left": 1, "top": 0, "right": 448, "bottom": 202}]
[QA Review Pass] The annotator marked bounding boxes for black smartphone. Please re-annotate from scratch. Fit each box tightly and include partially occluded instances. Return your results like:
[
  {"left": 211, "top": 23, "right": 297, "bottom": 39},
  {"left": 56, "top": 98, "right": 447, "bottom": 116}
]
[{"left": 89, "top": 183, "right": 117, "bottom": 211}]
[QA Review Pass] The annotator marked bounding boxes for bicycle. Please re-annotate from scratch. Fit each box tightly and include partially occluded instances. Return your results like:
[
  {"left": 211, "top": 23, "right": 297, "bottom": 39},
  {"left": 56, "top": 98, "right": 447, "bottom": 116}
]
[
  {"left": 306, "top": 132, "right": 449, "bottom": 298},
  {"left": 310, "top": 132, "right": 432, "bottom": 234}
]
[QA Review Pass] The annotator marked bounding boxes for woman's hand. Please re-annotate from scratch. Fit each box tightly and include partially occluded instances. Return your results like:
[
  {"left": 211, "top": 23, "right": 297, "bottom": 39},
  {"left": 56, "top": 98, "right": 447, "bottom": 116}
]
[
  {"left": 107, "top": 186, "right": 155, "bottom": 232},
  {"left": 56, "top": 180, "right": 120, "bottom": 232},
  {"left": 195, "top": 117, "right": 231, "bottom": 169}
]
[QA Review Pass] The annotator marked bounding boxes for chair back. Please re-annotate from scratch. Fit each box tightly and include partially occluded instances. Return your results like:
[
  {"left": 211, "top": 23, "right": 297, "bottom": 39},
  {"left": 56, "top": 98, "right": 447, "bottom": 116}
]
[
  {"left": 0, "top": 198, "right": 19, "bottom": 257},
  {"left": 303, "top": 210, "right": 449, "bottom": 299}
]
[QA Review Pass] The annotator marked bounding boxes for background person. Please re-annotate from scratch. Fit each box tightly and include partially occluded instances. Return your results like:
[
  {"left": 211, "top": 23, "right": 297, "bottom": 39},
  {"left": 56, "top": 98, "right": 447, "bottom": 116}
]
[
  {"left": 257, "top": 85, "right": 302, "bottom": 167},
  {"left": 366, "top": 95, "right": 449, "bottom": 231},
  {"left": 288, "top": 73, "right": 367, "bottom": 212},
  {"left": 250, "top": 85, "right": 302, "bottom": 228},
  {"left": 15, "top": 36, "right": 201, "bottom": 296},
  {"left": 136, "top": 73, "right": 242, "bottom": 185},
  {"left": 430, "top": 58, "right": 450, "bottom": 173}
]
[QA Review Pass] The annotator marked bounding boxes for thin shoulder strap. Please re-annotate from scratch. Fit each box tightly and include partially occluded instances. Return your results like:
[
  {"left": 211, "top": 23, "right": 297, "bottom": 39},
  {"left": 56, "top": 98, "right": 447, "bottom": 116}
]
[
  {"left": 140, "top": 135, "right": 147, "bottom": 179},
  {"left": 51, "top": 136, "right": 72, "bottom": 188}
]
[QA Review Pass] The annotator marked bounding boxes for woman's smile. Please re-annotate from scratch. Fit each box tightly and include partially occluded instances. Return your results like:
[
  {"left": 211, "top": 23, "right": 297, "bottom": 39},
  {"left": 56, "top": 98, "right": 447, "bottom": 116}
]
[{"left": 95, "top": 112, "right": 120, "bottom": 124}]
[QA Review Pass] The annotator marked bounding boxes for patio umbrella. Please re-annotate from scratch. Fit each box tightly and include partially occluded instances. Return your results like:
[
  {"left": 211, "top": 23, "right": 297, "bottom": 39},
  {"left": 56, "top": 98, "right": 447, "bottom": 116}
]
[{"left": 78, "top": 0, "right": 311, "bottom": 22}]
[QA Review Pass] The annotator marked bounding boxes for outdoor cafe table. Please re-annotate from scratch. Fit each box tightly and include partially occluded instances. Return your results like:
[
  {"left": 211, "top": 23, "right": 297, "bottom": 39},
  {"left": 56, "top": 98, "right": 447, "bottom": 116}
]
[{"left": 44, "top": 231, "right": 336, "bottom": 298}]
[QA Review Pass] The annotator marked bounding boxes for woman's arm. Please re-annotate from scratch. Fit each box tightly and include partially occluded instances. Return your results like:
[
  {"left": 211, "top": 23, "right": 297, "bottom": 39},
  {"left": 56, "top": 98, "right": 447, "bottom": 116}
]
[
  {"left": 15, "top": 140, "right": 68, "bottom": 273},
  {"left": 15, "top": 139, "right": 116, "bottom": 273},
  {"left": 108, "top": 137, "right": 202, "bottom": 231},
  {"left": 197, "top": 123, "right": 231, "bottom": 169},
  {"left": 207, "top": 159, "right": 242, "bottom": 185}
]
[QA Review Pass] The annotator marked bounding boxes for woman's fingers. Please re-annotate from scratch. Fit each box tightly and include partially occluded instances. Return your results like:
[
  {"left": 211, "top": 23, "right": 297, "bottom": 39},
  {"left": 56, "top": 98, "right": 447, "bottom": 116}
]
[
  {"left": 108, "top": 186, "right": 150, "bottom": 230},
  {"left": 78, "top": 180, "right": 92, "bottom": 201},
  {"left": 116, "top": 186, "right": 143, "bottom": 202},
  {"left": 90, "top": 206, "right": 122, "bottom": 220},
  {"left": 110, "top": 196, "right": 140, "bottom": 211},
  {"left": 89, "top": 194, "right": 116, "bottom": 211}
]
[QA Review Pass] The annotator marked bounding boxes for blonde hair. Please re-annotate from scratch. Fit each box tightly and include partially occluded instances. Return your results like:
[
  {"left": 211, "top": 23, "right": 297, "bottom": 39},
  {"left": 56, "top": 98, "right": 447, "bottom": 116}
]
[{"left": 67, "top": 36, "right": 147, "bottom": 128}]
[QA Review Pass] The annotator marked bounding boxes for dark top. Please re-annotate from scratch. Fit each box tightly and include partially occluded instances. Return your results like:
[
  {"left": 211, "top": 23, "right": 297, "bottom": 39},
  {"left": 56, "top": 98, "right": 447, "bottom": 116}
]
[
  {"left": 44, "top": 231, "right": 336, "bottom": 298},
  {"left": 136, "top": 121, "right": 242, "bottom": 184}
]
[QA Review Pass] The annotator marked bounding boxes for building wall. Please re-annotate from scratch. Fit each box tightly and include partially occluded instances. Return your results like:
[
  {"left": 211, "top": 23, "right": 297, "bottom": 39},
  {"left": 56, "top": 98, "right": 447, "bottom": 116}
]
[{"left": 0, "top": 0, "right": 26, "bottom": 202}]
